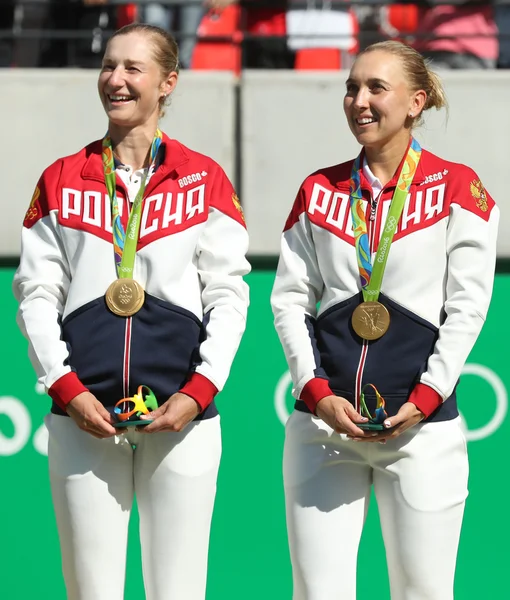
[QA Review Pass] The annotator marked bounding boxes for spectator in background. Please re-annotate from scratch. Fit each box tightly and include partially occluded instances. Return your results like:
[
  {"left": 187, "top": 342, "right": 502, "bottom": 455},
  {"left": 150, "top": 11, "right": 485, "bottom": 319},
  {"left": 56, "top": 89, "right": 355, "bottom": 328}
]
[
  {"left": 414, "top": 1, "right": 499, "bottom": 69},
  {"left": 0, "top": 4, "right": 14, "bottom": 66},
  {"left": 495, "top": 0, "right": 510, "bottom": 67},
  {"left": 43, "top": 0, "right": 115, "bottom": 68},
  {"left": 11, "top": 0, "right": 52, "bottom": 67},
  {"left": 142, "top": 0, "right": 206, "bottom": 68},
  {"left": 209, "top": 0, "right": 293, "bottom": 68}
]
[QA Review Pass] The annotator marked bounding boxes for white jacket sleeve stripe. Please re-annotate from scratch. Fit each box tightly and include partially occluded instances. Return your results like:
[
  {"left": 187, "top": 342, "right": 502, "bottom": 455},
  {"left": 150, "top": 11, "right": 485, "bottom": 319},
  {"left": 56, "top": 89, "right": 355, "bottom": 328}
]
[
  {"left": 271, "top": 210, "right": 327, "bottom": 399},
  {"left": 421, "top": 204, "right": 499, "bottom": 398},
  {"left": 194, "top": 207, "right": 250, "bottom": 391},
  {"left": 13, "top": 212, "right": 73, "bottom": 390}
]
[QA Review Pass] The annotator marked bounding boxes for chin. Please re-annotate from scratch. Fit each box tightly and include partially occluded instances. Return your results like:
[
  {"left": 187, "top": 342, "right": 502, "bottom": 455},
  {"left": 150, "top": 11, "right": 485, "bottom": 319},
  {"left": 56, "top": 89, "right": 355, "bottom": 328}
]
[
  {"left": 355, "top": 131, "right": 380, "bottom": 147},
  {"left": 107, "top": 113, "right": 141, "bottom": 128}
]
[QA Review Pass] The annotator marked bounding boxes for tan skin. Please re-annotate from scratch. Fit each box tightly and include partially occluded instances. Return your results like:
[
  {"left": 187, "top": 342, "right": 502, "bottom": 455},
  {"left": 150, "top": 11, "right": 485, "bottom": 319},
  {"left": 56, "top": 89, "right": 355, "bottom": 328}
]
[
  {"left": 83, "top": 1, "right": 234, "bottom": 8},
  {"left": 67, "top": 32, "right": 199, "bottom": 438},
  {"left": 316, "top": 50, "right": 428, "bottom": 443},
  {"left": 205, "top": 0, "right": 237, "bottom": 8}
]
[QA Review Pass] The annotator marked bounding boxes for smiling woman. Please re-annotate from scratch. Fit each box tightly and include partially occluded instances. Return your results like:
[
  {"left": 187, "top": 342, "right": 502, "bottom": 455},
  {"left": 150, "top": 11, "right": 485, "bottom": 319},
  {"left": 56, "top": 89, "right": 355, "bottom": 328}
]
[
  {"left": 98, "top": 25, "right": 180, "bottom": 169},
  {"left": 271, "top": 40, "right": 499, "bottom": 600},
  {"left": 13, "top": 23, "right": 250, "bottom": 600},
  {"left": 343, "top": 41, "right": 447, "bottom": 186}
]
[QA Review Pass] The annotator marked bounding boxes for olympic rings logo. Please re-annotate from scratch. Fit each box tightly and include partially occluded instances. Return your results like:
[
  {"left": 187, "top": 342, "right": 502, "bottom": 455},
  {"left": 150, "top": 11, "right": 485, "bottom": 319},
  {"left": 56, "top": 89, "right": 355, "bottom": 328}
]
[
  {"left": 273, "top": 363, "right": 508, "bottom": 442},
  {"left": 385, "top": 216, "right": 397, "bottom": 233}
]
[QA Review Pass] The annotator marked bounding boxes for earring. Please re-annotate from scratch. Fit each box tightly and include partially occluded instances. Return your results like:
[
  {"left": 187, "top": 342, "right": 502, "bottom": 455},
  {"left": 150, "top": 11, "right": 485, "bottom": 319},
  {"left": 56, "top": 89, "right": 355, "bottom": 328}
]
[{"left": 409, "top": 112, "right": 414, "bottom": 117}]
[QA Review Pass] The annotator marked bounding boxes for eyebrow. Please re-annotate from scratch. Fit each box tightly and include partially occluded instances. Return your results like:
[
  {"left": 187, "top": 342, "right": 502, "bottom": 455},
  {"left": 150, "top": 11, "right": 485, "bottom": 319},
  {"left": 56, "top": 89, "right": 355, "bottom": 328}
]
[
  {"left": 102, "top": 58, "right": 145, "bottom": 66},
  {"left": 345, "top": 77, "right": 390, "bottom": 87}
]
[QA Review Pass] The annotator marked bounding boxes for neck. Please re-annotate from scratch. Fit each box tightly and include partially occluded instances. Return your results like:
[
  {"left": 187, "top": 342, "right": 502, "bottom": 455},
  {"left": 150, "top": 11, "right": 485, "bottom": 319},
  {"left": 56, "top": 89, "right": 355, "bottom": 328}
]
[
  {"left": 108, "top": 121, "right": 159, "bottom": 171},
  {"left": 364, "top": 132, "right": 412, "bottom": 187}
]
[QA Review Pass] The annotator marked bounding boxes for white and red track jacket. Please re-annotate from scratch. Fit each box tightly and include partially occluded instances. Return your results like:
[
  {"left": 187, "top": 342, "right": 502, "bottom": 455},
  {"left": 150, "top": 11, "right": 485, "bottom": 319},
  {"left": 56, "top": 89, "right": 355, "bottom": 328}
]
[
  {"left": 271, "top": 146, "right": 499, "bottom": 421},
  {"left": 13, "top": 133, "right": 250, "bottom": 419}
]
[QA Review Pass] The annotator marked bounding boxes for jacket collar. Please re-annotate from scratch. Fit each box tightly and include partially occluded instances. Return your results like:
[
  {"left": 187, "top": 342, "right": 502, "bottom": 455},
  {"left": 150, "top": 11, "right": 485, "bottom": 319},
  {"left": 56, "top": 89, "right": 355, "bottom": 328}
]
[
  {"left": 337, "top": 139, "right": 426, "bottom": 193},
  {"left": 81, "top": 132, "right": 190, "bottom": 187}
]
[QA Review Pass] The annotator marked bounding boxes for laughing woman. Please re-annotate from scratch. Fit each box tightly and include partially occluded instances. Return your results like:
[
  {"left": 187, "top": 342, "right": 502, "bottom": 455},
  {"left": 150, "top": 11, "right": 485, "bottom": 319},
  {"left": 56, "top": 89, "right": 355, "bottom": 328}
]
[
  {"left": 13, "top": 24, "right": 250, "bottom": 600},
  {"left": 271, "top": 41, "right": 498, "bottom": 600}
]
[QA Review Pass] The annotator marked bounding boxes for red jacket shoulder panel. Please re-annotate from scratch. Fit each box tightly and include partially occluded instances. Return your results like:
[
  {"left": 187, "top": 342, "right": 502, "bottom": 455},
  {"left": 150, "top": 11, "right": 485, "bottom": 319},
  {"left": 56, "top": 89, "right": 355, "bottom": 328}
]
[
  {"left": 283, "top": 161, "right": 355, "bottom": 232},
  {"left": 411, "top": 150, "right": 495, "bottom": 221},
  {"left": 206, "top": 160, "right": 246, "bottom": 228},
  {"left": 445, "top": 162, "right": 495, "bottom": 222},
  {"left": 23, "top": 159, "right": 64, "bottom": 229}
]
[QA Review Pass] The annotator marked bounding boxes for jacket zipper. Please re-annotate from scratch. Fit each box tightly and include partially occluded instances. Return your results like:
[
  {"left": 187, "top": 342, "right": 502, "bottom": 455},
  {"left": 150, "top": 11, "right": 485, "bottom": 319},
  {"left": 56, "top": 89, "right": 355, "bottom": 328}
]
[
  {"left": 123, "top": 317, "right": 133, "bottom": 399},
  {"left": 121, "top": 187, "right": 133, "bottom": 399},
  {"left": 118, "top": 168, "right": 152, "bottom": 400},
  {"left": 354, "top": 189, "right": 379, "bottom": 412}
]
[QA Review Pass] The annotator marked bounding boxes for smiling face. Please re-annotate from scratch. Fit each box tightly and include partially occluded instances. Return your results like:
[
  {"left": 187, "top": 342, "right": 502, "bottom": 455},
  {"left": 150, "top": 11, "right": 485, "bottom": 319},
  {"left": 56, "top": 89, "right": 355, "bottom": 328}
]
[
  {"left": 343, "top": 50, "right": 426, "bottom": 151},
  {"left": 98, "top": 31, "right": 177, "bottom": 130}
]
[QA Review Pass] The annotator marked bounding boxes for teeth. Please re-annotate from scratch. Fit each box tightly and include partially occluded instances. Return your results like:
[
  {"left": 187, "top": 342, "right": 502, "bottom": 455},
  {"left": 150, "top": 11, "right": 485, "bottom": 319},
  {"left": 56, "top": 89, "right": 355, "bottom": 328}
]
[
  {"left": 110, "top": 95, "right": 132, "bottom": 101},
  {"left": 357, "top": 117, "right": 376, "bottom": 125}
]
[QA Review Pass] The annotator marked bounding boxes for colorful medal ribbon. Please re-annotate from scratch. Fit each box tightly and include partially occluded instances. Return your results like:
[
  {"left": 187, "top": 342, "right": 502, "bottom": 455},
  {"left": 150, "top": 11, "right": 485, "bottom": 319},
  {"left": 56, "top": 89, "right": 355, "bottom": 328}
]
[
  {"left": 102, "top": 129, "right": 163, "bottom": 278},
  {"left": 359, "top": 383, "right": 388, "bottom": 424},
  {"left": 349, "top": 138, "right": 421, "bottom": 302}
]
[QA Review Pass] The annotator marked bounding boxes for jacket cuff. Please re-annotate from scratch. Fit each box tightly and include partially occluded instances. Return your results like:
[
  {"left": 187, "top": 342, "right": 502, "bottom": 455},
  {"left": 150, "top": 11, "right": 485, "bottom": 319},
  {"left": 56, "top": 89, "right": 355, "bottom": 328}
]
[
  {"left": 180, "top": 373, "right": 218, "bottom": 412},
  {"left": 409, "top": 383, "right": 443, "bottom": 418},
  {"left": 48, "top": 372, "right": 89, "bottom": 412},
  {"left": 300, "top": 378, "right": 334, "bottom": 414}
]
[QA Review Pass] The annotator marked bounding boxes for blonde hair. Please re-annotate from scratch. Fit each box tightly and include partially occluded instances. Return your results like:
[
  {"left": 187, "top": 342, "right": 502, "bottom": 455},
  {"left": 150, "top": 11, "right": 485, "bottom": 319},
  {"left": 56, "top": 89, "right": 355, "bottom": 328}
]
[
  {"left": 358, "top": 40, "right": 447, "bottom": 125},
  {"left": 107, "top": 24, "right": 180, "bottom": 115}
]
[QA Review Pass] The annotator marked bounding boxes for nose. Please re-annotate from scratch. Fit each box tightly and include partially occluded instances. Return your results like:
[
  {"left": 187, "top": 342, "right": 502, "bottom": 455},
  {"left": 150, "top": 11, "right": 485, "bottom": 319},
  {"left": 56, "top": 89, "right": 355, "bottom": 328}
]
[
  {"left": 107, "top": 66, "right": 125, "bottom": 88},
  {"left": 353, "top": 86, "right": 370, "bottom": 110}
]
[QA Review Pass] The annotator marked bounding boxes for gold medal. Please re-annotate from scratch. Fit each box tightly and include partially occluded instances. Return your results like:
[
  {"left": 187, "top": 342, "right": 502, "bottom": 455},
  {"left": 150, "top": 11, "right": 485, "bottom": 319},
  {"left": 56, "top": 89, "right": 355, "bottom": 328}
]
[
  {"left": 352, "top": 301, "right": 390, "bottom": 340},
  {"left": 105, "top": 278, "right": 145, "bottom": 317}
]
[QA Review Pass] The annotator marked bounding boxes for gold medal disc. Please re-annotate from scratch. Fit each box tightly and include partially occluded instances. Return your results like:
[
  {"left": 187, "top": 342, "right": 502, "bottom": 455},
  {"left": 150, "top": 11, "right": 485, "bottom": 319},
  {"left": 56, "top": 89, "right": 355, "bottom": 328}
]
[
  {"left": 105, "top": 279, "right": 145, "bottom": 317},
  {"left": 352, "top": 301, "right": 390, "bottom": 340}
]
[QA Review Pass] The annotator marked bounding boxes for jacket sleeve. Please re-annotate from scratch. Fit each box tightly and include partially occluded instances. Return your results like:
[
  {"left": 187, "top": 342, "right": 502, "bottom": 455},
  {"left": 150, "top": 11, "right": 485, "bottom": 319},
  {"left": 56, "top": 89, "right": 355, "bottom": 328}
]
[
  {"left": 12, "top": 162, "right": 88, "bottom": 411},
  {"left": 270, "top": 183, "right": 333, "bottom": 414},
  {"left": 410, "top": 168, "right": 499, "bottom": 417},
  {"left": 179, "top": 165, "right": 250, "bottom": 411}
]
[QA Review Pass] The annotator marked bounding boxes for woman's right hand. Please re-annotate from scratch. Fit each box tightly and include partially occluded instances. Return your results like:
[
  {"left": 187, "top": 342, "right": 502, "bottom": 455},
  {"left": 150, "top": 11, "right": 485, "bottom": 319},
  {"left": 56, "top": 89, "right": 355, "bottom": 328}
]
[
  {"left": 66, "top": 392, "right": 118, "bottom": 439},
  {"left": 316, "top": 395, "right": 371, "bottom": 437}
]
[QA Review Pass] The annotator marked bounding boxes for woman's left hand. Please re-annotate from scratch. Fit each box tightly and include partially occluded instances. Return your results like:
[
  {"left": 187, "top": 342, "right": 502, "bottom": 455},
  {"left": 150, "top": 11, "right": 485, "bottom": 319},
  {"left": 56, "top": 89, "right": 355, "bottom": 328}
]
[
  {"left": 348, "top": 402, "right": 425, "bottom": 442},
  {"left": 138, "top": 392, "right": 200, "bottom": 433}
]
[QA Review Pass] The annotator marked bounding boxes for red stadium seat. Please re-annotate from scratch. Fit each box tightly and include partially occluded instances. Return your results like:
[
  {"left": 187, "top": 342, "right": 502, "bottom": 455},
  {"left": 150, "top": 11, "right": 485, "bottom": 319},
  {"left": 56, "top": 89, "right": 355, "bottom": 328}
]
[
  {"left": 295, "top": 48, "right": 342, "bottom": 70},
  {"left": 117, "top": 3, "right": 138, "bottom": 29},
  {"left": 294, "top": 9, "right": 359, "bottom": 70},
  {"left": 384, "top": 4, "right": 419, "bottom": 38},
  {"left": 191, "top": 6, "right": 242, "bottom": 73}
]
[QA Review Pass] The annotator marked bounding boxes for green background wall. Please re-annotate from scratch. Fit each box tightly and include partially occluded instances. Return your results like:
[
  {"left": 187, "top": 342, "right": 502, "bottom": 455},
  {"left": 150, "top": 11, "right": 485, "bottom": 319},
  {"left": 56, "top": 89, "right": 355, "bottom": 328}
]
[{"left": 0, "top": 269, "right": 507, "bottom": 599}]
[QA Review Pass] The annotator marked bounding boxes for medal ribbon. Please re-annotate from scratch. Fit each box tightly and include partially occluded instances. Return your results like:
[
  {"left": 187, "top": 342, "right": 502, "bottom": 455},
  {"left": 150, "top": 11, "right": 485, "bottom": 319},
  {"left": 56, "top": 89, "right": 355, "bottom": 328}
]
[
  {"left": 102, "top": 129, "right": 163, "bottom": 279},
  {"left": 349, "top": 138, "right": 421, "bottom": 302}
]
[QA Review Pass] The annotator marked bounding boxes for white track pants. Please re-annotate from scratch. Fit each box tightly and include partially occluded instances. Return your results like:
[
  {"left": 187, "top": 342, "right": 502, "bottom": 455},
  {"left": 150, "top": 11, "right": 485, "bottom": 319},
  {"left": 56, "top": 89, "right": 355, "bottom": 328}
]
[
  {"left": 284, "top": 411, "right": 469, "bottom": 600},
  {"left": 45, "top": 413, "right": 221, "bottom": 600}
]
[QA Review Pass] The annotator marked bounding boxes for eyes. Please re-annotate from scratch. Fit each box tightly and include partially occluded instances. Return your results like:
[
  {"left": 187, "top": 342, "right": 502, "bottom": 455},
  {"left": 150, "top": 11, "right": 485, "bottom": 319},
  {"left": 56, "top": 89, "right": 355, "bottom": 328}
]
[
  {"left": 101, "top": 64, "right": 141, "bottom": 73},
  {"left": 345, "top": 82, "right": 386, "bottom": 96}
]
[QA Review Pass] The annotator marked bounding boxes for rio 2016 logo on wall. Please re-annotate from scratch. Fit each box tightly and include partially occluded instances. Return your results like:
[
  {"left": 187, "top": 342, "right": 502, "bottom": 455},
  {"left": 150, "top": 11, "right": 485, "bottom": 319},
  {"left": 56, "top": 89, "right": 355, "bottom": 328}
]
[
  {"left": 0, "top": 383, "right": 48, "bottom": 457},
  {"left": 274, "top": 364, "right": 507, "bottom": 442}
]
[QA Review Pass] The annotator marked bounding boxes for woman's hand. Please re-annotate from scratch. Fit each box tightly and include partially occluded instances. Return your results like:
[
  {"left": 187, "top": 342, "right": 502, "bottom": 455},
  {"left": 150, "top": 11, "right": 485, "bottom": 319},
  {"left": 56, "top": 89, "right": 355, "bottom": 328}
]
[
  {"left": 348, "top": 402, "right": 425, "bottom": 442},
  {"left": 316, "top": 395, "right": 374, "bottom": 437},
  {"left": 67, "top": 391, "right": 118, "bottom": 438},
  {"left": 138, "top": 392, "right": 200, "bottom": 433}
]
